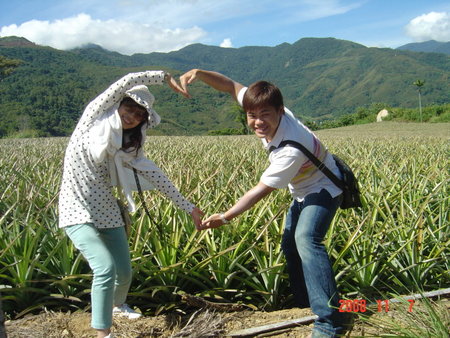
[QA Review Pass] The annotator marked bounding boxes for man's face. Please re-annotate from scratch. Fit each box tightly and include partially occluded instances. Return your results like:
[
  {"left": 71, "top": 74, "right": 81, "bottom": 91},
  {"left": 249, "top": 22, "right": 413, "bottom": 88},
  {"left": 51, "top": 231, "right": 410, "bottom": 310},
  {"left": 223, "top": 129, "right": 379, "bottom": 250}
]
[{"left": 246, "top": 106, "right": 283, "bottom": 142}]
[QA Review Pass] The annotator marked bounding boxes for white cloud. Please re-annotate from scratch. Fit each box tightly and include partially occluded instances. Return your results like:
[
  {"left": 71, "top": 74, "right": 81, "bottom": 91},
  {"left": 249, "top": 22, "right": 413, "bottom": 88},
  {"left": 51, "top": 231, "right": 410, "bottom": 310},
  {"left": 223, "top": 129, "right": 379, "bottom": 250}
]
[
  {"left": 0, "top": 0, "right": 371, "bottom": 53},
  {"left": 0, "top": 13, "right": 207, "bottom": 55},
  {"left": 220, "top": 38, "right": 233, "bottom": 48},
  {"left": 290, "top": 0, "right": 363, "bottom": 22},
  {"left": 405, "top": 12, "right": 450, "bottom": 42},
  {"left": 108, "top": 0, "right": 261, "bottom": 31}
]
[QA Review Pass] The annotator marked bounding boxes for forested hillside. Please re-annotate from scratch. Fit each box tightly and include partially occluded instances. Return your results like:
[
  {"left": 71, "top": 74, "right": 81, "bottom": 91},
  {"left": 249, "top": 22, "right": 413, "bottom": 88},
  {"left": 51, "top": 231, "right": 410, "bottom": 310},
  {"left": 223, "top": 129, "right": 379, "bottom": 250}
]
[
  {"left": 0, "top": 36, "right": 449, "bottom": 137},
  {"left": 397, "top": 40, "right": 450, "bottom": 55}
]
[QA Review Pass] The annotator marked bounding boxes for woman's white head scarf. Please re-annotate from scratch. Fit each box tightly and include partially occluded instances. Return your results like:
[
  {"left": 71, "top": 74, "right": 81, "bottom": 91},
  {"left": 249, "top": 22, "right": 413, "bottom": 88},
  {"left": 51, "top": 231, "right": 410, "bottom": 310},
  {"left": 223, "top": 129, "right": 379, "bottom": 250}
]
[
  {"left": 123, "top": 85, "right": 161, "bottom": 129},
  {"left": 90, "top": 85, "right": 162, "bottom": 212}
]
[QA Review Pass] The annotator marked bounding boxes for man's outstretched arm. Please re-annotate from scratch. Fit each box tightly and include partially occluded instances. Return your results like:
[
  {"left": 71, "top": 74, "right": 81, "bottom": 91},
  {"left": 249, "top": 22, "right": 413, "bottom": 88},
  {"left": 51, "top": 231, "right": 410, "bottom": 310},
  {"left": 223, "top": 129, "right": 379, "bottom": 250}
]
[{"left": 179, "top": 69, "right": 245, "bottom": 101}]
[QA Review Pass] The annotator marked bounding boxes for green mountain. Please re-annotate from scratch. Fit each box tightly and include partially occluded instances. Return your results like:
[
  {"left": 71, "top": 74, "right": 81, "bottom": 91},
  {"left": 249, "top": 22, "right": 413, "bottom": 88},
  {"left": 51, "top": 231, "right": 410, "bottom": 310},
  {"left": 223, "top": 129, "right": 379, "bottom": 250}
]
[
  {"left": 397, "top": 40, "right": 450, "bottom": 55},
  {"left": 0, "top": 36, "right": 449, "bottom": 137}
]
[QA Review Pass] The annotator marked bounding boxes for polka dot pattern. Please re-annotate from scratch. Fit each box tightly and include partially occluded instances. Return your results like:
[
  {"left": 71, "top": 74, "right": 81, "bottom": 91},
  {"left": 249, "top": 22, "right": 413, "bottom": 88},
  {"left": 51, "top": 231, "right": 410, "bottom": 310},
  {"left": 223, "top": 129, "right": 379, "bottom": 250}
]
[
  {"left": 58, "top": 71, "right": 193, "bottom": 229},
  {"left": 73, "top": 71, "right": 164, "bottom": 140},
  {"left": 135, "top": 169, "right": 194, "bottom": 214}
]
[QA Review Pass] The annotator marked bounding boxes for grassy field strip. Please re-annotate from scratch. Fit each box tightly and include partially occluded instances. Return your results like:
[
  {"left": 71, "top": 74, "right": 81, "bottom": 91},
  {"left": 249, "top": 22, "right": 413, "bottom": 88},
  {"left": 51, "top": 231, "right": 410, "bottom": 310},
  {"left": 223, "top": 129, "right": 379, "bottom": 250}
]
[{"left": 0, "top": 122, "right": 448, "bottom": 318}]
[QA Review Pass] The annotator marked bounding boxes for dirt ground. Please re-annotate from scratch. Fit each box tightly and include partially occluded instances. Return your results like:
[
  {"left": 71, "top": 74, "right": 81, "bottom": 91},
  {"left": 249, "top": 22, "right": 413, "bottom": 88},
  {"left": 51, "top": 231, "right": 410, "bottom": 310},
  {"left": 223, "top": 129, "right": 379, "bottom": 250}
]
[
  {"left": 2, "top": 306, "right": 378, "bottom": 338},
  {"left": 5, "top": 306, "right": 337, "bottom": 338},
  {"left": 4, "top": 299, "right": 449, "bottom": 337}
]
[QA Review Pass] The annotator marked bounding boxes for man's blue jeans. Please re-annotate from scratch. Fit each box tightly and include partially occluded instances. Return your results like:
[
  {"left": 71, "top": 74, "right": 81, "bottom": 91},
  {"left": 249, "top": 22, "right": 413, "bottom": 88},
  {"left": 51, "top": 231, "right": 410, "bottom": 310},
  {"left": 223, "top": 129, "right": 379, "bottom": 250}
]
[{"left": 282, "top": 189, "right": 343, "bottom": 337}]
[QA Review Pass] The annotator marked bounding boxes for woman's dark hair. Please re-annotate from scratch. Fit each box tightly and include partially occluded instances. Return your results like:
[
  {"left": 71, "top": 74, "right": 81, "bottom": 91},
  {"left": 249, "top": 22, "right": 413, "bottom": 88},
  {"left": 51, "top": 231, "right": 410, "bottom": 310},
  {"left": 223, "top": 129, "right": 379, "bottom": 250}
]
[
  {"left": 243, "top": 81, "right": 284, "bottom": 112},
  {"left": 122, "top": 123, "right": 146, "bottom": 154},
  {"left": 120, "top": 97, "right": 149, "bottom": 155}
]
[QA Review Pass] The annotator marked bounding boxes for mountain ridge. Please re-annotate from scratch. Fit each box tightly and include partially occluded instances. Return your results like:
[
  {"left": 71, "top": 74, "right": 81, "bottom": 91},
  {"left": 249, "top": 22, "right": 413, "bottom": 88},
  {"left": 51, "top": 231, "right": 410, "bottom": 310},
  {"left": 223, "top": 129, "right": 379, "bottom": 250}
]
[
  {"left": 0, "top": 36, "right": 449, "bottom": 137},
  {"left": 397, "top": 40, "right": 450, "bottom": 55}
]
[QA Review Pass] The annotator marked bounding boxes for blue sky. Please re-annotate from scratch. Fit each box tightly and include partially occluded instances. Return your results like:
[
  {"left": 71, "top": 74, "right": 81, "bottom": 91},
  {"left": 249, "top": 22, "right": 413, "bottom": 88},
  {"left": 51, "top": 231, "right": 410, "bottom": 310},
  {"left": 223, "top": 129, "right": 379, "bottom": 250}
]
[{"left": 1, "top": 0, "right": 449, "bottom": 55}]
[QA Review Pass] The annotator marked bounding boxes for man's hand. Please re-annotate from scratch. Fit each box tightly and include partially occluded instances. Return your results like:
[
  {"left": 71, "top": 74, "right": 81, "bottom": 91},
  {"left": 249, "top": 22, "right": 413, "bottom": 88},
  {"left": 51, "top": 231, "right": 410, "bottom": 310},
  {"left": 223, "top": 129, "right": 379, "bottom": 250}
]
[
  {"left": 179, "top": 69, "right": 200, "bottom": 98},
  {"left": 165, "top": 72, "right": 190, "bottom": 98},
  {"left": 179, "top": 69, "right": 244, "bottom": 100},
  {"left": 197, "top": 213, "right": 226, "bottom": 231}
]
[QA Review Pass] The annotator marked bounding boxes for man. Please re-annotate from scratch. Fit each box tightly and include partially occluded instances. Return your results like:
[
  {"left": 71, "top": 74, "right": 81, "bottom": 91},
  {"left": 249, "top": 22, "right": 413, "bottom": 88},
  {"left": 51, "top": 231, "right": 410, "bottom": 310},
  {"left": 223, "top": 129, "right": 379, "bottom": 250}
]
[{"left": 180, "top": 69, "right": 345, "bottom": 337}]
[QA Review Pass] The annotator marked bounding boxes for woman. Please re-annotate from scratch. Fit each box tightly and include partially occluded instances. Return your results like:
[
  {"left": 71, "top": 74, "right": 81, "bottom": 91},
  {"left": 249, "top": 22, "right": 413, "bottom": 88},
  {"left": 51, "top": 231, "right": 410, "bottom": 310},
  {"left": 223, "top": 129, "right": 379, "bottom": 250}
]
[{"left": 58, "top": 70, "right": 203, "bottom": 338}]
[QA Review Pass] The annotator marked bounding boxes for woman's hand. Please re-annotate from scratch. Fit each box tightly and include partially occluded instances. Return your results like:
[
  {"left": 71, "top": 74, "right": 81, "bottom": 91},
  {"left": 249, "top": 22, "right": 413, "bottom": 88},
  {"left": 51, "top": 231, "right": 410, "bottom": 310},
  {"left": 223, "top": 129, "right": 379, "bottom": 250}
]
[
  {"left": 165, "top": 72, "right": 190, "bottom": 98},
  {"left": 190, "top": 207, "right": 204, "bottom": 229}
]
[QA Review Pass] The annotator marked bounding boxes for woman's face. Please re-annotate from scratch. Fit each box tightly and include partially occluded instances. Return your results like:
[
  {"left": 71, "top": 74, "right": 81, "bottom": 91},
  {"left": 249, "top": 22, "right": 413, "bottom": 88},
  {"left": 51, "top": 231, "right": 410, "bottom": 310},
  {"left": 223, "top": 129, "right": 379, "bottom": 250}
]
[{"left": 118, "top": 103, "right": 147, "bottom": 129}]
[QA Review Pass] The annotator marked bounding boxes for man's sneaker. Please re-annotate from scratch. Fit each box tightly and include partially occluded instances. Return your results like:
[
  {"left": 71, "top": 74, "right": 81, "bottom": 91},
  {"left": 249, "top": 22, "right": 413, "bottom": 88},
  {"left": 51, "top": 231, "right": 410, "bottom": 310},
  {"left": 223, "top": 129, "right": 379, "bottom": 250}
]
[{"left": 112, "top": 304, "right": 142, "bottom": 319}]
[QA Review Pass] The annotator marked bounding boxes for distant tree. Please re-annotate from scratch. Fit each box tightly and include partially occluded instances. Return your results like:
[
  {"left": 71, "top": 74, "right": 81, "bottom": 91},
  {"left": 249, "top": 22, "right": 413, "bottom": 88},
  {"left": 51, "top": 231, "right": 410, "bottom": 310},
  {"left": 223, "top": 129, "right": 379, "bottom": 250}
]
[
  {"left": 0, "top": 55, "right": 21, "bottom": 80},
  {"left": 303, "top": 120, "right": 319, "bottom": 130},
  {"left": 231, "top": 103, "right": 250, "bottom": 134},
  {"left": 413, "top": 79, "right": 425, "bottom": 122}
]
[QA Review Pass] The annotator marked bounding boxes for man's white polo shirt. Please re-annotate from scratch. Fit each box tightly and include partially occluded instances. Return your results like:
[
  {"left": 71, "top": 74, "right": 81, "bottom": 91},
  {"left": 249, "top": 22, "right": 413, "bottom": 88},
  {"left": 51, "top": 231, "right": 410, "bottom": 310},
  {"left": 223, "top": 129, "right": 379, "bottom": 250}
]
[{"left": 238, "top": 87, "right": 342, "bottom": 201}]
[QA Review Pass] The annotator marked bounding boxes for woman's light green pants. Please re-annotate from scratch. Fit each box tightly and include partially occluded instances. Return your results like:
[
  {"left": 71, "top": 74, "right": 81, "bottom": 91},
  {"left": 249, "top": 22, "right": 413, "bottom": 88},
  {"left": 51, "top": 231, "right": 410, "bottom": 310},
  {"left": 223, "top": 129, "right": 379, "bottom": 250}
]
[{"left": 64, "top": 223, "right": 132, "bottom": 329}]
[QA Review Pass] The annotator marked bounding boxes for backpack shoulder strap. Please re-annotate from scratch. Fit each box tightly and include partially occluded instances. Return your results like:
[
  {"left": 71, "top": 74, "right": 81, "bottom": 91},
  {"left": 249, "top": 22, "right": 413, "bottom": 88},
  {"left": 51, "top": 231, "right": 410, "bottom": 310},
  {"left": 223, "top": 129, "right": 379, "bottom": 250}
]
[{"left": 269, "top": 140, "right": 344, "bottom": 190}]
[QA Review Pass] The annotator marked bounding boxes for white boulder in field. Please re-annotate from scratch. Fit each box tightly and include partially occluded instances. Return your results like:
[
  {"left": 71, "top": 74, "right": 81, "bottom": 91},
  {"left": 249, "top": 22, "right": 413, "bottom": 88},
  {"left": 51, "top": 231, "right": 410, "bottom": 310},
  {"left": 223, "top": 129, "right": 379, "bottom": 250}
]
[{"left": 376, "top": 109, "right": 389, "bottom": 122}]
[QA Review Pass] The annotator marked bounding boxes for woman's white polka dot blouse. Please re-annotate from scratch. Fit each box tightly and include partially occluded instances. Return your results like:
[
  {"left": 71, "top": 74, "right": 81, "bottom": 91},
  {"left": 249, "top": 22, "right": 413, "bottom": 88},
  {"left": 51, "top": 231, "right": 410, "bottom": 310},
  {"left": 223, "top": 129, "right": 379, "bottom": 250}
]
[{"left": 58, "top": 71, "right": 195, "bottom": 229}]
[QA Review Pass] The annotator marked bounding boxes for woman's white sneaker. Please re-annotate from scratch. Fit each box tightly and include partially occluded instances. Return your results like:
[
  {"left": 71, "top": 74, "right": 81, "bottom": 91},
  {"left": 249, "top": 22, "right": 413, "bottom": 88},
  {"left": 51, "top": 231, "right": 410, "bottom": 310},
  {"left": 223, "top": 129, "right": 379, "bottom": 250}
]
[{"left": 112, "top": 304, "right": 142, "bottom": 319}]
